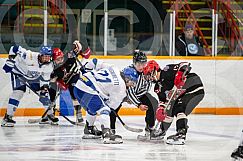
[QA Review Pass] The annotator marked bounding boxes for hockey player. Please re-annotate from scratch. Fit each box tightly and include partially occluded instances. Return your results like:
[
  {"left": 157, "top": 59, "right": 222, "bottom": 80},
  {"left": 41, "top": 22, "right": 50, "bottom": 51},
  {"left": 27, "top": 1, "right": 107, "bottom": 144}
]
[
  {"left": 143, "top": 60, "right": 205, "bottom": 145},
  {"left": 73, "top": 66, "right": 138, "bottom": 144},
  {"left": 1, "top": 45, "right": 57, "bottom": 126},
  {"left": 47, "top": 40, "right": 91, "bottom": 123},
  {"left": 110, "top": 50, "right": 159, "bottom": 140}
]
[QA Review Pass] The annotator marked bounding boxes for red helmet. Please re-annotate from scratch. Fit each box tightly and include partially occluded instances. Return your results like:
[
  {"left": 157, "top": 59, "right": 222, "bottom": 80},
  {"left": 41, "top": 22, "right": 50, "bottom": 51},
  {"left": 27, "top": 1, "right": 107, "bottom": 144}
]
[
  {"left": 143, "top": 60, "right": 160, "bottom": 75},
  {"left": 52, "top": 48, "right": 64, "bottom": 61}
]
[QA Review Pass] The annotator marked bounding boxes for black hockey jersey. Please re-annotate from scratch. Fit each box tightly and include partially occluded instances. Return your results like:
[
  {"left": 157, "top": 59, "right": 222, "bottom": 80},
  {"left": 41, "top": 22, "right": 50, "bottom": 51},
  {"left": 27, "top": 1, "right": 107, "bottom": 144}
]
[
  {"left": 50, "top": 54, "right": 79, "bottom": 84},
  {"left": 155, "top": 64, "right": 203, "bottom": 102}
]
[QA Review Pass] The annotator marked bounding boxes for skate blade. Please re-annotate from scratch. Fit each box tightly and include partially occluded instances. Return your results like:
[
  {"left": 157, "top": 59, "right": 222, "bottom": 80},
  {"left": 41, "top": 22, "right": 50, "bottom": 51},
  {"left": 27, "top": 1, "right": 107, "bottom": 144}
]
[
  {"left": 50, "top": 122, "right": 59, "bottom": 126},
  {"left": 166, "top": 139, "right": 185, "bottom": 145},
  {"left": 103, "top": 138, "right": 123, "bottom": 144},
  {"left": 82, "top": 134, "right": 102, "bottom": 139},
  {"left": 39, "top": 121, "right": 58, "bottom": 125},
  {"left": 76, "top": 122, "right": 85, "bottom": 126},
  {"left": 1, "top": 123, "right": 14, "bottom": 127},
  {"left": 28, "top": 119, "right": 41, "bottom": 124},
  {"left": 137, "top": 135, "right": 150, "bottom": 141},
  {"left": 39, "top": 122, "right": 50, "bottom": 125}
]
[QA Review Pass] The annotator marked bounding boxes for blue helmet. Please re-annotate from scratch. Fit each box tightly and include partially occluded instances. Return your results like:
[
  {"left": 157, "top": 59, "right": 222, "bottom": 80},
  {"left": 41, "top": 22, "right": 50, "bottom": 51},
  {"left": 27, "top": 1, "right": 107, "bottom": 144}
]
[
  {"left": 40, "top": 46, "right": 52, "bottom": 56},
  {"left": 122, "top": 67, "right": 139, "bottom": 83}
]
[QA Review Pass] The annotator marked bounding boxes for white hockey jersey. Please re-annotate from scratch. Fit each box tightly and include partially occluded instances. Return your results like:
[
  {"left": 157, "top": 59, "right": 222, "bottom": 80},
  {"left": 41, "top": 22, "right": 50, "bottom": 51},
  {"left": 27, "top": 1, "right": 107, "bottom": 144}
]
[
  {"left": 10, "top": 46, "right": 53, "bottom": 87},
  {"left": 75, "top": 66, "right": 126, "bottom": 110}
]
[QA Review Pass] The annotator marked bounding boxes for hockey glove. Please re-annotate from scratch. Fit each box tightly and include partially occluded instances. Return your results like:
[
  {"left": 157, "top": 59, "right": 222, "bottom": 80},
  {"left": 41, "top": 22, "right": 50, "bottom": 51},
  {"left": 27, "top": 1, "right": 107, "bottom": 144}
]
[
  {"left": 174, "top": 71, "right": 186, "bottom": 89},
  {"left": 73, "top": 40, "right": 82, "bottom": 55},
  {"left": 3, "top": 59, "right": 15, "bottom": 73},
  {"left": 39, "top": 90, "right": 51, "bottom": 106},
  {"left": 156, "top": 102, "right": 167, "bottom": 122},
  {"left": 81, "top": 47, "right": 91, "bottom": 59}
]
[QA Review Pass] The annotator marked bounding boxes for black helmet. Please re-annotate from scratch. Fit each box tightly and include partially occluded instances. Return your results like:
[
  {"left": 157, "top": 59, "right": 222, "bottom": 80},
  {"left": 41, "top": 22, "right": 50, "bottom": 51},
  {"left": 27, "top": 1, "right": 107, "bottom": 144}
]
[{"left": 133, "top": 50, "right": 147, "bottom": 64}]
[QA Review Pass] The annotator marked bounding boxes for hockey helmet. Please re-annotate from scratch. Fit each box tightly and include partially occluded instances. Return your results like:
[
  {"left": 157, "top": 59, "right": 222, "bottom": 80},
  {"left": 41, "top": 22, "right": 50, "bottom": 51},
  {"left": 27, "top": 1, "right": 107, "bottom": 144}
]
[
  {"left": 121, "top": 67, "right": 139, "bottom": 87},
  {"left": 133, "top": 50, "right": 147, "bottom": 64},
  {"left": 143, "top": 60, "right": 160, "bottom": 81},
  {"left": 40, "top": 46, "right": 52, "bottom": 56},
  {"left": 39, "top": 46, "right": 52, "bottom": 64},
  {"left": 52, "top": 48, "right": 64, "bottom": 65},
  {"left": 143, "top": 60, "right": 160, "bottom": 75}
]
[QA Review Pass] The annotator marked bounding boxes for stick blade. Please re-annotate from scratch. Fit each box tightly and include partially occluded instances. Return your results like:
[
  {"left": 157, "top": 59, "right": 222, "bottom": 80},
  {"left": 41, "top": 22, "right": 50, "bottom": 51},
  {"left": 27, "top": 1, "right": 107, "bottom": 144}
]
[
  {"left": 75, "top": 122, "right": 85, "bottom": 126},
  {"left": 124, "top": 125, "right": 143, "bottom": 133},
  {"left": 27, "top": 118, "right": 41, "bottom": 124}
]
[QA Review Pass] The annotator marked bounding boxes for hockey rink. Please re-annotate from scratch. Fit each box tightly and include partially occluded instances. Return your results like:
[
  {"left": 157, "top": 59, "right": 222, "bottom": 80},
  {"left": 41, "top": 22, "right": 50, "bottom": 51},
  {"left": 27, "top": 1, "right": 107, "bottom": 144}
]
[{"left": 0, "top": 115, "right": 242, "bottom": 161}]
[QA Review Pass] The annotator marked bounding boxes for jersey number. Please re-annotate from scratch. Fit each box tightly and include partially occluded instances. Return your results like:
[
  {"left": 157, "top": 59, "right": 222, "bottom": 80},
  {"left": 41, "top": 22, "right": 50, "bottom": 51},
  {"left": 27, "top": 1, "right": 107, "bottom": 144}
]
[{"left": 94, "top": 70, "right": 111, "bottom": 83}]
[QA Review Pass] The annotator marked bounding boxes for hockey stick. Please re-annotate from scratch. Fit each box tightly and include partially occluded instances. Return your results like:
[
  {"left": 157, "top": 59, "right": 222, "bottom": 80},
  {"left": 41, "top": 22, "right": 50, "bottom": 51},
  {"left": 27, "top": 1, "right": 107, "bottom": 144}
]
[
  {"left": 27, "top": 106, "right": 50, "bottom": 124},
  {"left": 27, "top": 92, "right": 61, "bottom": 124},
  {"left": 54, "top": 108, "right": 84, "bottom": 126},
  {"left": 111, "top": 109, "right": 143, "bottom": 133},
  {"left": 14, "top": 74, "right": 83, "bottom": 126}
]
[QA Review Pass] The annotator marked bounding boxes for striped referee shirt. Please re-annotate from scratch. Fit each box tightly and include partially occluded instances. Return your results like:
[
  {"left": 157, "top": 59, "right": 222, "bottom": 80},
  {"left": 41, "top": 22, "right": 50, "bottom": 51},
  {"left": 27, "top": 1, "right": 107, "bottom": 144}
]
[{"left": 126, "top": 65, "right": 152, "bottom": 106}]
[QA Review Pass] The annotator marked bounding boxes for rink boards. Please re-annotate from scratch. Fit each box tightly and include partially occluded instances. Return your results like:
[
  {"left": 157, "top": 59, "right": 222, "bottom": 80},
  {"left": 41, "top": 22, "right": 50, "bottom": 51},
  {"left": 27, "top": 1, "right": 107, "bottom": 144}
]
[{"left": 1, "top": 55, "right": 243, "bottom": 115}]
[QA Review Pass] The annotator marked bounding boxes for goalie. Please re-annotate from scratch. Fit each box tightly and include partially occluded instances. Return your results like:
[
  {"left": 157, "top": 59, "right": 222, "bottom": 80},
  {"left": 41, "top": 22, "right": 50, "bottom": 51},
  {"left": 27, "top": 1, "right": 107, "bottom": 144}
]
[{"left": 143, "top": 60, "right": 205, "bottom": 145}]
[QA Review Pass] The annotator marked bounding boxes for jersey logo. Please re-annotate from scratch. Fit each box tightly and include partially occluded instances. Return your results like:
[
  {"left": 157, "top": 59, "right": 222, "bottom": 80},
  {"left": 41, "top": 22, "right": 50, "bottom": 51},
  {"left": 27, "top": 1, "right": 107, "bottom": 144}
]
[
  {"left": 94, "top": 70, "right": 112, "bottom": 83},
  {"left": 81, "top": 76, "right": 88, "bottom": 82}
]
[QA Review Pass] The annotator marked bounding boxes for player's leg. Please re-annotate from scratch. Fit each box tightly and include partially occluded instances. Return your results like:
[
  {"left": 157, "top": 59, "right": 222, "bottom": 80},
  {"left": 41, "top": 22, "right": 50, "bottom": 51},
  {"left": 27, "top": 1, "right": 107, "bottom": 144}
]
[
  {"left": 2, "top": 74, "right": 26, "bottom": 127},
  {"left": 73, "top": 84, "right": 102, "bottom": 139},
  {"left": 97, "top": 106, "right": 123, "bottom": 144},
  {"left": 31, "top": 80, "right": 58, "bottom": 124},
  {"left": 38, "top": 82, "right": 58, "bottom": 124},
  {"left": 82, "top": 112, "right": 102, "bottom": 139},
  {"left": 166, "top": 90, "right": 204, "bottom": 145},
  {"left": 138, "top": 93, "right": 162, "bottom": 140},
  {"left": 68, "top": 74, "right": 84, "bottom": 123},
  {"left": 73, "top": 77, "right": 122, "bottom": 144},
  {"left": 109, "top": 104, "right": 122, "bottom": 134},
  {"left": 82, "top": 93, "right": 122, "bottom": 143},
  {"left": 151, "top": 116, "right": 173, "bottom": 140}
]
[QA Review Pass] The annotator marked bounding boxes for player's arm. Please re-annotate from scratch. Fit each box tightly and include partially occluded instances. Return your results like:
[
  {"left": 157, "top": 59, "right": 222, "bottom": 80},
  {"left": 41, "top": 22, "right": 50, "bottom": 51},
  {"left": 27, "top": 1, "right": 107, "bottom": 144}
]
[
  {"left": 154, "top": 83, "right": 167, "bottom": 103},
  {"left": 2, "top": 45, "right": 28, "bottom": 73},
  {"left": 126, "top": 87, "right": 148, "bottom": 111}
]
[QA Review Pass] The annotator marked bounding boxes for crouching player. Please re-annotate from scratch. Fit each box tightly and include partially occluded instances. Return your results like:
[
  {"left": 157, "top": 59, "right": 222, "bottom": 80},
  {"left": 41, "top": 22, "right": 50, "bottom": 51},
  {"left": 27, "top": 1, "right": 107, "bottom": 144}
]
[
  {"left": 143, "top": 60, "right": 205, "bottom": 145},
  {"left": 2, "top": 45, "right": 56, "bottom": 126},
  {"left": 48, "top": 40, "right": 91, "bottom": 123},
  {"left": 73, "top": 66, "right": 138, "bottom": 144}
]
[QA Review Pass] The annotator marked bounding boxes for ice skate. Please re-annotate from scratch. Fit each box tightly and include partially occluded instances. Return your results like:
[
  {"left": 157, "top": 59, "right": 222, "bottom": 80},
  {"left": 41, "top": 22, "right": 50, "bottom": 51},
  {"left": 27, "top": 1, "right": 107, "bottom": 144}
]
[
  {"left": 39, "top": 114, "right": 59, "bottom": 125},
  {"left": 137, "top": 126, "right": 153, "bottom": 141},
  {"left": 1, "top": 114, "right": 16, "bottom": 127},
  {"left": 166, "top": 128, "right": 186, "bottom": 145},
  {"left": 231, "top": 146, "right": 243, "bottom": 160},
  {"left": 82, "top": 121, "right": 102, "bottom": 139},
  {"left": 102, "top": 125, "right": 123, "bottom": 144}
]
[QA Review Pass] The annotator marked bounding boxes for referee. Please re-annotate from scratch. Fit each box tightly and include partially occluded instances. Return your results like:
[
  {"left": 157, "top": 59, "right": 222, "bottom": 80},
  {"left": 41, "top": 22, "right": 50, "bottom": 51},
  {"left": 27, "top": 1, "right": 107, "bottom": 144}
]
[{"left": 110, "top": 50, "right": 158, "bottom": 136}]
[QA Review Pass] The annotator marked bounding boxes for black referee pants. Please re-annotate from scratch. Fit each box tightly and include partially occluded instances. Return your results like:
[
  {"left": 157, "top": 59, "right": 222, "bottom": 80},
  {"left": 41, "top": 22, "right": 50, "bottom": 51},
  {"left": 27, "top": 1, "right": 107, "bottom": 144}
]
[{"left": 110, "top": 93, "right": 158, "bottom": 129}]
